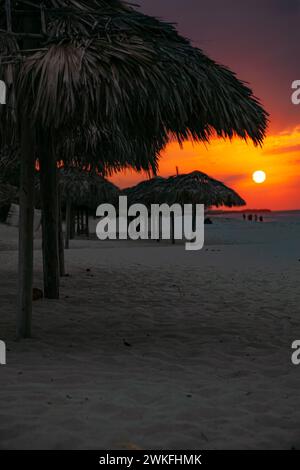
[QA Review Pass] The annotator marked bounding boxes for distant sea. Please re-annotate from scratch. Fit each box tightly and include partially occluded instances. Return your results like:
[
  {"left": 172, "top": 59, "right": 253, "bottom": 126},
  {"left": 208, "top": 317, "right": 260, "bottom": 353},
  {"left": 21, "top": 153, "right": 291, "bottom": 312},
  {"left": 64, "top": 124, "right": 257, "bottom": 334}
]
[{"left": 214, "top": 210, "right": 300, "bottom": 224}]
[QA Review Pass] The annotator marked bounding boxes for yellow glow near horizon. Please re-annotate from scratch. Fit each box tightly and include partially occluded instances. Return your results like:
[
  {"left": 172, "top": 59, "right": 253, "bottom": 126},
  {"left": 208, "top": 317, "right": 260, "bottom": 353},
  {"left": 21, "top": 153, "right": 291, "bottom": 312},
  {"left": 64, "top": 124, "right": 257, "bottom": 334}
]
[{"left": 111, "top": 127, "right": 300, "bottom": 210}]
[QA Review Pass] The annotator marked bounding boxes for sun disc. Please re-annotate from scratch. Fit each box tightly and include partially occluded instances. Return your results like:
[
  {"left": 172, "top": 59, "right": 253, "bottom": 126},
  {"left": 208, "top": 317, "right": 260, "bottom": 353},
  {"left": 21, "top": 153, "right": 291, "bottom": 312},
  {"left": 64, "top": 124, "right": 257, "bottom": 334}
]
[{"left": 253, "top": 170, "right": 266, "bottom": 184}]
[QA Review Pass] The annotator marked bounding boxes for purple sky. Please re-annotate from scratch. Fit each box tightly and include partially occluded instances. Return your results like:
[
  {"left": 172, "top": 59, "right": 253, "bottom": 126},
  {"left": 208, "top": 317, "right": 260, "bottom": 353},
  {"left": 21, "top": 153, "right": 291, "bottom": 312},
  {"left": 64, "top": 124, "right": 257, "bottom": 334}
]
[{"left": 136, "top": 0, "right": 300, "bottom": 133}]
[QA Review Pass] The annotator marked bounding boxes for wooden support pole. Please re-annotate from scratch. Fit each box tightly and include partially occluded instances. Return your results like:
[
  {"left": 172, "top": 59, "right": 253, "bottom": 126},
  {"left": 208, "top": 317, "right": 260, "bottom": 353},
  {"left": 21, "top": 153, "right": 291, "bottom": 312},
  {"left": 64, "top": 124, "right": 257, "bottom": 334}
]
[
  {"left": 85, "top": 209, "right": 89, "bottom": 238},
  {"left": 17, "top": 120, "right": 35, "bottom": 339},
  {"left": 76, "top": 209, "right": 80, "bottom": 235},
  {"left": 81, "top": 210, "right": 84, "bottom": 234},
  {"left": 5, "top": 0, "right": 12, "bottom": 32},
  {"left": 156, "top": 213, "right": 161, "bottom": 243},
  {"left": 39, "top": 146, "right": 60, "bottom": 299},
  {"left": 70, "top": 207, "right": 75, "bottom": 240},
  {"left": 192, "top": 204, "right": 197, "bottom": 232},
  {"left": 15, "top": 0, "right": 39, "bottom": 339},
  {"left": 57, "top": 188, "right": 65, "bottom": 277},
  {"left": 65, "top": 200, "right": 71, "bottom": 249},
  {"left": 171, "top": 212, "right": 175, "bottom": 245}
]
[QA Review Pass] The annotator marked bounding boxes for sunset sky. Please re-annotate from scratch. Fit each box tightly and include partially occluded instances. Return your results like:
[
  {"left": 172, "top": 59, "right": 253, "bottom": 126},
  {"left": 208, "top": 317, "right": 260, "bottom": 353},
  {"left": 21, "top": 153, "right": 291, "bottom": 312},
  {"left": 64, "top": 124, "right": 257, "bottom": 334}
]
[{"left": 112, "top": 0, "right": 300, "bottom": 210}]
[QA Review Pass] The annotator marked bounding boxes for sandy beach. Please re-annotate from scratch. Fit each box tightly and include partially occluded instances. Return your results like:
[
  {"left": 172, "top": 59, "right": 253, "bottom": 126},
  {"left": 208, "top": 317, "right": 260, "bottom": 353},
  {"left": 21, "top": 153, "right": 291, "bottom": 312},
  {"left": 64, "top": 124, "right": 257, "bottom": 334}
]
[{"left": 0, "top": 214, "right": 300, "bottom": 450}]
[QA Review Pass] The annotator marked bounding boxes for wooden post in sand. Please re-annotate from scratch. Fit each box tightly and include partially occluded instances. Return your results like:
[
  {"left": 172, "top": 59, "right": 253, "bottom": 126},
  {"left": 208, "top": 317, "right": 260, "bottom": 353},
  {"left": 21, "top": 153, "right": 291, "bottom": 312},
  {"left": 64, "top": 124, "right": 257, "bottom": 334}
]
[
  {"left": 85, "top": 209, "right": 89, "bottom": 238},
  {"left": 70, "top": 207, "right": 75, "bottom": 240},
  {"left": 40, "top": 145, "right": 60, "bottom": 299},
  {"left": 76, "top": 209, "right": 80, "bottom": 235},
  {"left": 16, "top": 4, "right": 36, "bottom": 339},
  {"left": 171, "top": 211, "right": 175, "bottom": 245},
  {"left": 192, "top": 204, "right": 197, "bottom": 232},
  {"left": 17, "top": 120, "right": 35, "bottom": 339},
  {"left": 57, "top": 187, "right": 65, "bottom": 277},
  {"left": 65, "top": 200, "right": 71, "bottom": 249}
]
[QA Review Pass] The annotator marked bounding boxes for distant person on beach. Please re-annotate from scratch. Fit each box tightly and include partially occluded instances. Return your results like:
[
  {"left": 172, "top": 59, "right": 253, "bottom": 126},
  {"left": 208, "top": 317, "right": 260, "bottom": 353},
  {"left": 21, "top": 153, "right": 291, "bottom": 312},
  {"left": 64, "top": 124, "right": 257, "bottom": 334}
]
[
  {"left": 248, "top": 214, "right": 253, "bottom": 221},
  {"left": 243, "top": 214, "right": 246, "bottom": 221},
  {"left": 259, "top": 216, "right": 264, "bottom": 222},
  {"left": 255, "top": 214, "right": 258, "bottom": 222}
]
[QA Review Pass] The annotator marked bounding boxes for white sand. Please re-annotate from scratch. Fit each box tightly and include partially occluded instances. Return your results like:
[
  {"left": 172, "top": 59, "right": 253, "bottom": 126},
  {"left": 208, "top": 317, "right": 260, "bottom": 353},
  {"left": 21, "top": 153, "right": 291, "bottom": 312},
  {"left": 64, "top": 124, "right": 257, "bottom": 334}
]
[{"left": 0, "top": 216, "right": 300, "bottom": 450}]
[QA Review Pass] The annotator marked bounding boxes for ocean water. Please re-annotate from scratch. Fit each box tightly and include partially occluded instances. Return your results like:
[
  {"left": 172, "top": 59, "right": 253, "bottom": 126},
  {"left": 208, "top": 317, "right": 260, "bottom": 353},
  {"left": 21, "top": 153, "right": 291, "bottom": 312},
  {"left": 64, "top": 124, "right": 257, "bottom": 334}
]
[{"left": 214, "top": 210, "right": 300, "bottom": 224}]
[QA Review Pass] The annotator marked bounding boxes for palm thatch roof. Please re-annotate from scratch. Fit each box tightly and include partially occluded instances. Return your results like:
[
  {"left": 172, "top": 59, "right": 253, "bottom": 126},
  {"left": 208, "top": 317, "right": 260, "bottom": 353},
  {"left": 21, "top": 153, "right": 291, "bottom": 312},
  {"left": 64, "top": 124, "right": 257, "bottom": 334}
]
[
  {"left": 35, "top": 167, "right": 120, "bottom": 209},
  {"left": 59, "top": 168, "right": 120, "bottom": 210},
  {"left": 57, "top": 123, "right": 163, "bottom": 176},
  {"left": 0, "top": 147, "right": 122, "bottom": 210},
  {"left": 1, "top": 0, "right": 268, "bottom": 176},
  {"left": 164, "top": 172, "right": 246, "bottom": 207},
  {"left": 124, "top": 171, "right": 246, "bottom": 208},
  {"left": 123, "top": 176, "right": 167, "bottom": 206}
]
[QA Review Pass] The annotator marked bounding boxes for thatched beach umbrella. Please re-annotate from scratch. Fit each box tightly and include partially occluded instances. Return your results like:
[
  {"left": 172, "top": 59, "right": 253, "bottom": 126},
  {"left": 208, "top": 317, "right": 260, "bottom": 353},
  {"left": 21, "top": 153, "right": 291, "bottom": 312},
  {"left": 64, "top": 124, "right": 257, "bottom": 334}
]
[
  {"left": 59, "top": 167, "right": 120, "bottom": 249},
  {"left": 0, "top": 0, "right": 267, "bottom": 338},
  {"left": 125, "top": 171, "right": 246, "bottom": 243},
  {"left": 11, "top": 1, "right": 268, "bottom": 145},
  {"left": 60, "top": 168, "right": 119, "bottom": 210},
  {"left": 125, "top": 171, "right": 245, "bottom": 208}
]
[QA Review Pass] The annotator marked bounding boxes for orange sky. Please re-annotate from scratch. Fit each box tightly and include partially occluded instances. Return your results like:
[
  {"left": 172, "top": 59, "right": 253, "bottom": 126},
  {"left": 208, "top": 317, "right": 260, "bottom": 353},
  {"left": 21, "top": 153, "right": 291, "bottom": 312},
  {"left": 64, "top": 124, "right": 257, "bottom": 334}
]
[
  {"left": 111, "top": 126, "right": 300, "bottom": 211},
  {"left": 109, "top": 1, "right": 300, "bottom": 211}
]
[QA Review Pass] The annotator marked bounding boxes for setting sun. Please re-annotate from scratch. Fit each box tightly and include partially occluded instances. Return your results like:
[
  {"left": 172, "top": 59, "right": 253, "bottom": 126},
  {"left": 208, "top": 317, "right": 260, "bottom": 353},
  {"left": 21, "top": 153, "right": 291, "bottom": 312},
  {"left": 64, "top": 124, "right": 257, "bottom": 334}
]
[{"left": 252, "top": 170, "right": 267, "bottom": 184}]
